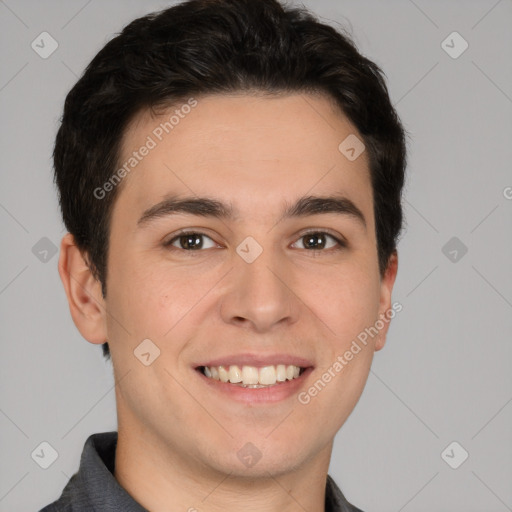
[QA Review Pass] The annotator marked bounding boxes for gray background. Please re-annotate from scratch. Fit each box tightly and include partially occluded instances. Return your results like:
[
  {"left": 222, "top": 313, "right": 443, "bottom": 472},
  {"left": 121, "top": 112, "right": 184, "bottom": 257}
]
[{"left": 1, "top": 0, "right": 511, "bottom": 511}]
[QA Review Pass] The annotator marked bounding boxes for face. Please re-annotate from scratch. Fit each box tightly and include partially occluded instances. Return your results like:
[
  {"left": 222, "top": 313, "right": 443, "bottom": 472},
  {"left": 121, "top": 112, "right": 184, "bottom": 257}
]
[{"left": 84, "top": 93, "right": 397, "bottom": 478}]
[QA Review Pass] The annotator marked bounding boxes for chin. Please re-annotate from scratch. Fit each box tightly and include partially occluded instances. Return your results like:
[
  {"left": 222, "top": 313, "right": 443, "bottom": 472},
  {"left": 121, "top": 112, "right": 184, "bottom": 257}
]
[{"left": 200, "top": 436, "right": 314, "bottom": 480}]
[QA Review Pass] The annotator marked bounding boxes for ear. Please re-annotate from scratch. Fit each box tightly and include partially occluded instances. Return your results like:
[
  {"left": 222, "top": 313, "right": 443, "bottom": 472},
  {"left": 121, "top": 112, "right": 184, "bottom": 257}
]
[
  {"left": 374, "top": 251, "right": 399, "bottom": 351},
  {"left": 57, "top": 233, "right": 108, "bottom": 344}
]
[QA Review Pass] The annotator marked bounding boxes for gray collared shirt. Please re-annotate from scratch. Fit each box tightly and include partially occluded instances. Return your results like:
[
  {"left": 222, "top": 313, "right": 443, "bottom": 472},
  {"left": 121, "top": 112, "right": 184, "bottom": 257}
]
[{"left": 39, "top": 432, "right": 364, "bottom": 512}]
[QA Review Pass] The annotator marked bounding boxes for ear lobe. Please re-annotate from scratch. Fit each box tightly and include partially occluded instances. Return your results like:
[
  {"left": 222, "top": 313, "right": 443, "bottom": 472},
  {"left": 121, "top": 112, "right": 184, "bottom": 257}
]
[
  {"left": 58, "top": 233, "right": 107, "bottom": 344},
  {"left": 375, "top": 251, "right": 399, "bottom": 352}
]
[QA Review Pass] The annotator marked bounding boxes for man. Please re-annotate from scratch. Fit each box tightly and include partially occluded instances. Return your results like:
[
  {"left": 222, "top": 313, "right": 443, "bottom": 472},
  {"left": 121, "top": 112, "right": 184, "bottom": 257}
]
[{"left": 42, "top": 0, "right": 406, "bottom": 510}]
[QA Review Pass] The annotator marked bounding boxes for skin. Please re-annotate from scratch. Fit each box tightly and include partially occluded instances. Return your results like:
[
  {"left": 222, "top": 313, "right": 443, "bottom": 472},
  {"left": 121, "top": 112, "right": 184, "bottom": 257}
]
[{"left": 59, "top": 92, "right": 398, "bottom": 512}]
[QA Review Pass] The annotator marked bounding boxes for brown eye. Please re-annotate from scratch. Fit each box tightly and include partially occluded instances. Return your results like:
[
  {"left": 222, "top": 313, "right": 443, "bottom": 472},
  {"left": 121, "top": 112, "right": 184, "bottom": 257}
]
[
  {"left": 292, "top": 231, "right": 345, "bottom": 251},
  {"left": 165, "top": 232, "right": 216, "bottom": 251}
]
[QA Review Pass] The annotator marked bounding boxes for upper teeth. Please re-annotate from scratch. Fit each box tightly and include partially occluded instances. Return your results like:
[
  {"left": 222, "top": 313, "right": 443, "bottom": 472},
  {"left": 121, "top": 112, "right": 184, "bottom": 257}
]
[{"left": 203, "top": 364, "right": 302, "bottom": 386}]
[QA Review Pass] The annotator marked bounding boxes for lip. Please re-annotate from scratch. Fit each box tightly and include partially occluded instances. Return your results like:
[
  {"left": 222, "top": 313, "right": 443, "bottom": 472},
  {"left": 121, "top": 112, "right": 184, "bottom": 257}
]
[
  {"left": 194, "top": 362, "right": 314, "bottom": 405},
  {"left": 196, "top": 353, "right": 314, "bottom": 368}
]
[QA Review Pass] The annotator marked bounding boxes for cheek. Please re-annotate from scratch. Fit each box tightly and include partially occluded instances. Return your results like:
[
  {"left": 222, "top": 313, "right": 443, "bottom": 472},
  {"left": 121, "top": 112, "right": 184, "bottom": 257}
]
[
  {"left": 113, "top": 257, "right": 215, "bottom": 340},
  {"left": 296, "top": 345, "right": 374, "bottom": 442},
  {"left": 105, "top": 252, "right": 173, "bottom": 338},
  {"left": 310, "top": 261, "right": 381, "bottom": 340}
]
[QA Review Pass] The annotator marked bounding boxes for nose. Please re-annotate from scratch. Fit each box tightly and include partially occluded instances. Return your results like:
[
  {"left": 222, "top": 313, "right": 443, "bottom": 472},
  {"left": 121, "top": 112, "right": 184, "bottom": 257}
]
[{"left": 220, "top": 246, "right": 299, "bottom": 333}]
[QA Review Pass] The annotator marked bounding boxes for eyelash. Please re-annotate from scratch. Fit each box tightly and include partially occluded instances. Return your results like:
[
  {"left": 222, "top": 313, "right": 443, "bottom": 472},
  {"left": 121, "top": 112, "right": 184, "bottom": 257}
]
[{"left": 163, "top": 229, "right": 347, "bottom": 254}]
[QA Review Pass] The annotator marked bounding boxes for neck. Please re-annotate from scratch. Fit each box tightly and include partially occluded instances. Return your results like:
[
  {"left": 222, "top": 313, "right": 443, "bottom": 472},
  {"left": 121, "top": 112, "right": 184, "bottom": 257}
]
[{"left": 114, "top": 424, "right": 333, "bottom": 512}]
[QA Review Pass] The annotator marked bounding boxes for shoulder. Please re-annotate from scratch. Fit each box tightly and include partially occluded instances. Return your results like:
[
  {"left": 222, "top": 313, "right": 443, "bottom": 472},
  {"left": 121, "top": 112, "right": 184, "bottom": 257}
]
[
  {"left": 36, "top": 432, "right": 119, "bottom": 512},
  {"left": 36, "top": 471, "right": 84, "bottom": 512},
  {"left": 326, "top": 474, "right": 366, "bottom": 512},
  {"left": 38, "top": 503, "right": 71, "bottom": 512}
]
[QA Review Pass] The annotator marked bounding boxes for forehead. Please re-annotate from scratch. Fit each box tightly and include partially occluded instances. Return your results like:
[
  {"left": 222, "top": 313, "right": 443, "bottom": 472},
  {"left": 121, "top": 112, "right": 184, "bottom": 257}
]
[{"left": 114, "top": 92, "right": 373, "bottom": 225}]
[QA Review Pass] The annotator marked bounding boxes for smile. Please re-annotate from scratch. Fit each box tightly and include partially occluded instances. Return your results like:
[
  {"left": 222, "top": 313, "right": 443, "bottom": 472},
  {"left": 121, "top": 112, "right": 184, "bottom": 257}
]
[
  {"left": 198, "top": 364, "right": 305, "bottom": 387},
  {"left": 195, "top": 361, "right": 313, "bottom": 404}
]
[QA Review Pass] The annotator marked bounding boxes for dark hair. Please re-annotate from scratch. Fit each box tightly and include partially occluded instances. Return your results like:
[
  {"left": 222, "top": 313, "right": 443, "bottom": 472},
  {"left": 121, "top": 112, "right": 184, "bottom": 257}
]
[{"left": 54, "top": 0, "right": 407, "bottom": 360}]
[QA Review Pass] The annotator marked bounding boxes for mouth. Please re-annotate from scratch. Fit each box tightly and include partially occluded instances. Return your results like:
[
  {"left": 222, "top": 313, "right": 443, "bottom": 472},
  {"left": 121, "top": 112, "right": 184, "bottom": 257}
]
[
  {"left": 194, "top": 362, "right": 313, "bottom": 404},
  {"left": 196, "top": 364, "right": 307, "bottom": 388}
]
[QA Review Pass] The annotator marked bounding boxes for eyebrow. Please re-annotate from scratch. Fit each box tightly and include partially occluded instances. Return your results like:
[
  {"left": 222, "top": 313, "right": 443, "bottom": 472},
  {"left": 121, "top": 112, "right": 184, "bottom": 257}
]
[{"left": 137, "top": 194, "right": 367, "bottom": 230}]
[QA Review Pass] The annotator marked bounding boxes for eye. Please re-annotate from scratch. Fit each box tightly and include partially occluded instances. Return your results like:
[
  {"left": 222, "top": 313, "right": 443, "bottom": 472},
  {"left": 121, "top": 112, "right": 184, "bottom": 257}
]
[
  {"left": 292, "top": 231, "right": 345, "bottom": 251},
  {"left": 163, "top": 229, "right": 345, "bottom": 253},
  {"left": 164, "top": 231, "right": 218, "bottom": 251}
]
